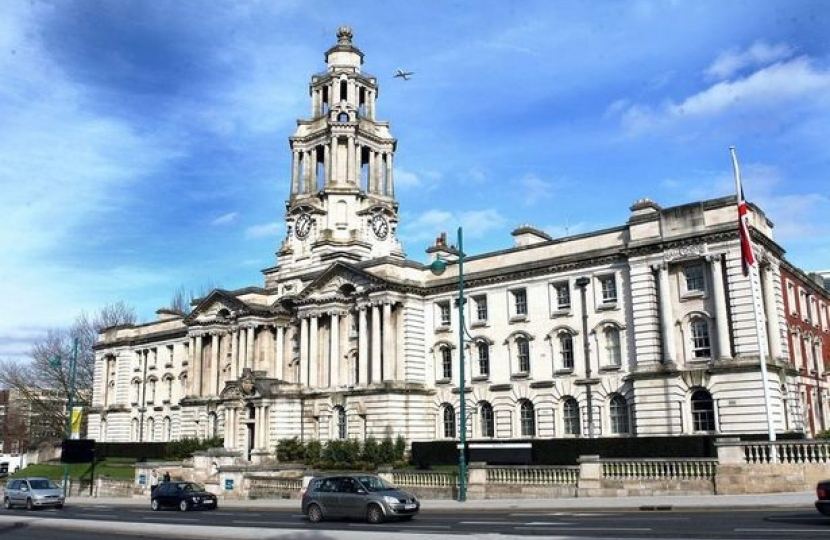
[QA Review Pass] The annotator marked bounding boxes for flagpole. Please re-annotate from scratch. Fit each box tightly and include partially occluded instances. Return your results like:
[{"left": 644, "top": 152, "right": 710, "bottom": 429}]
[{"left": 730, "top": 146, "right": 777, "bottom": 461}]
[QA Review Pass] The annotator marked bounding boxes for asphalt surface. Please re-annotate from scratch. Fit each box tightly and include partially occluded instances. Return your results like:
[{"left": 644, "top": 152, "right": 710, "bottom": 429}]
[{"left": 0, "top": 501, "right": 828, "bottom": 539}]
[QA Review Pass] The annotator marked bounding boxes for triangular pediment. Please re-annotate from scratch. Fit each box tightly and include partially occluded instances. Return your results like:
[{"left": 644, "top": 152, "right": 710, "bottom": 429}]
[
  {"left": 184, "top": 290, "right": 249, "bottom": 324},
  {"left": 298, "top": 262, "right": 388, "bottom": 300}
]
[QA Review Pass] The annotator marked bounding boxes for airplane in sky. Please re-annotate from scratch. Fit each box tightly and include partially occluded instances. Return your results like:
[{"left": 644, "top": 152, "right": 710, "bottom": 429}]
[{"left": 394, "top": 69, "right": 414, "bottom": 80}]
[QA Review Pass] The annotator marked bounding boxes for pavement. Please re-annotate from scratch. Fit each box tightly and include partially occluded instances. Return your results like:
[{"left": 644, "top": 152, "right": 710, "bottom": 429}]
[{"left": 65, "top": 490, "right": 817, "bottom": 511}]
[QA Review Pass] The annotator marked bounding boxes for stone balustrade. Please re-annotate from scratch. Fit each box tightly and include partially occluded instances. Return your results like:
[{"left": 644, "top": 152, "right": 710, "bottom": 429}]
[
  {"left": 391, "top": 470, "right": 458, "bottom": 488},
  {"left": 740, "top": 440, "right": 830, "bottom": 464},
  {"left": 601, "top": 458, "right": 717, "bottom": 480},
  {"left": 486, "top": 465, "right": 579, "bottom": 485}
]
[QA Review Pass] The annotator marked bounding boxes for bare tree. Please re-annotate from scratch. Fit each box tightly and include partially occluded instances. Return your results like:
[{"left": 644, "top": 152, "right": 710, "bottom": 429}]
[
  {"left": 0, "top": 302, "right": 136, "bottom": 449},
  {"left": 169, "top": 283, "right": 221, "bottom": 316}
]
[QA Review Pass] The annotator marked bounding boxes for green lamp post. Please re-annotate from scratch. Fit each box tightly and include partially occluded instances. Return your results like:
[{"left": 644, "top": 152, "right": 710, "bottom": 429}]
[
  {"left": 430, "top": 226, "right": 467, "bottom": 502},
  {"left": 51, "top": 337, "right": 79, "bottom": 497}
]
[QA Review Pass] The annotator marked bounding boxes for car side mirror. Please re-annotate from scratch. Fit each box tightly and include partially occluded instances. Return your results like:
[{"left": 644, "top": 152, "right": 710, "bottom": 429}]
[
  {"left": 21, "top": 487, "right": 28, "bottom": 492},
  {"left": 356, "top": 489, "right": 366, "bottom": 495}
]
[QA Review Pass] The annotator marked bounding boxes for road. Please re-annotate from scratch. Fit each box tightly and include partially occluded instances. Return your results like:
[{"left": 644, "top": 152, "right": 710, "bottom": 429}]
[{"left": 0, "top": 501, "right": 828, "bottom": 539}]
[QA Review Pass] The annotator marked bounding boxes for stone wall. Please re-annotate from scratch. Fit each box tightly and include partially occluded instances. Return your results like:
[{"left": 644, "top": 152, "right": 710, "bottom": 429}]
[{"left": 716, "top": 463, "right": 830, "bottom": 495}]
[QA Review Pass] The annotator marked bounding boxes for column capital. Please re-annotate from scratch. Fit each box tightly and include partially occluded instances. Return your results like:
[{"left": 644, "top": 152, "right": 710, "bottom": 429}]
[
  {"left": 651, "top": 262, "right": 668, "bottom": 272},
  {"left": 706, "top": 253, "right": 723, "bottom": 263}
]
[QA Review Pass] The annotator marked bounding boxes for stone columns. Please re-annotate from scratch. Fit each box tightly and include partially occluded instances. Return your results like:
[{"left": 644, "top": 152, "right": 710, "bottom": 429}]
[
  {"left": 187, "top": 337, "right": 196, "bottom": 395},
  {"left": 224, "top": 409, "right": 233, "bottom": 449},
  {"left": 347, "top": 137, "right": 356, "bottom": 185},
  {"left": 239, "top": 328, "right": 247, "bottom": 372},
  {"left": 358, "top": 307, "right": 368, "bottom": 386},
  {"left": 656, "top": 264, "right": 677, "bottom": 364},
  {"left": 210, "top": 333, "right": 220, "bottom": 395},
  {"left": 299, "top": 318, "right": 309, "bottom": 386},
  {"left": 231, "top": 329, "right": 240, "bottom": 378},
  {"left": 709, "top": 255, "right": 732, "bottom": 360},
  {"left": 763, "top": 263, "right": 784, "bottom": 360},
  {"left": 371, "top": 304, "right": 381, "bottom": 384},
  {"left": 330, "top": 313, "right": 340, "bottom": 388},
  {"left": 195, "top": 334, "right": 204, "bottom": 396},
  {"left": 309, "top": 147, "right": 317, "bottom": 191},
  {"left": 323, "top": 143, "right": 331, "bottom": 187},
  {"left": 291, "top": 149, "right": 299, "bottom": 194},
  {"left": 274, "top": 325, "right": 284, "bottom": 380},
  {"left": 309, "top": 316, "right": 319, "bottom": 388},
  {"left": 386, "top": 152, "right": 394, "bottom": 196},
  {"left": 382, "top": 303, "right": 394, "bottom": 382},
  {"left": 246, "top": 326, "right": 255, "bottom": 371},
  {"left": 302, "top": 150, "right": 312, "bottom": 193}
]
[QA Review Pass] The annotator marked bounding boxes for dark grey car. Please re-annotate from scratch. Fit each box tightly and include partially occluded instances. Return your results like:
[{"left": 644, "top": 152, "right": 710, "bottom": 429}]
[
  {"left": 301, "top": 474, "right": 419, "bottom": 524},
  {"left": 3, "top": 477, "right": 65, "bottom": 510}
]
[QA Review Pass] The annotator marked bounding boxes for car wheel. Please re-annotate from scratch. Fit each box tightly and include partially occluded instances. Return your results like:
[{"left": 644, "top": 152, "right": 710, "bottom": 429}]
[
  {"left": 307, "top": 503, "right": 323, "bottom": 523},
  {"left": 25, "top": 498, "right": 33, "bottom": 511},
  {"left": 366, "top": 503, "right": 384, "bottom": 524},
  {"left": 56, "top": 503, "right": 64, "bottom": 510},
  {"left": 151, "top": 499, "right": 160, "bottom": 511},
  {"left": 3, "top": 497, "right": 11, "bottom": 510},
  {"left": 179, "top": 500, "right": 189, "bottom": 512}
]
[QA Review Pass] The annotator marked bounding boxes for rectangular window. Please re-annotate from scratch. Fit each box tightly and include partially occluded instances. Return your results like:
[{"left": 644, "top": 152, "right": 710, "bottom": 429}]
[
  {"left": 560, "top": 333, "right": 574, "bottom": 370},
  {"left": 477, "top": 342, "right": 490, "bottom": 377},
  {"left": 517, "top": 339, "right": 530, "bottom": 373},
  {"left": 600, "top": 275, "right": 617, "bottom": 304},
  {"left": 512, "top": 289, "right": 528, "bottom": 317},
  {"left": 684, "top": 264, "right": 705, "bottom": 293},
  {"left": 437, "top": 301, "right": 451, "bottom": 327},
  {"left": 474, "top": 295, "right": 488, "bottom": 322},
  {"left": 554, "top": 282, "right": 571, "bottom": 310},
  {"left": 787, "top": 282, "right": 797, "bottom": 315}
]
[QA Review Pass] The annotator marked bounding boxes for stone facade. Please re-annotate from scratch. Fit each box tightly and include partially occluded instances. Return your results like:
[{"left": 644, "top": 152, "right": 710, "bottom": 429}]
[{"left": 90, "top": 28, "right": 825, "bottom": 459}]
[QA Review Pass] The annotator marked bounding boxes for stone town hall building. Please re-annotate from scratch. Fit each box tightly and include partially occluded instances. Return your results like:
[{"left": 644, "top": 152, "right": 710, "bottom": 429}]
[{"left": 90, "top": 28, "right": 829, "bottom": 458}]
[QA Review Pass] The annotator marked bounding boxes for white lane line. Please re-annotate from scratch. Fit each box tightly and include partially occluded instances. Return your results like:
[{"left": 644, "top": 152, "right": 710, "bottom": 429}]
[
  {"left": 141, "top": 517, "right": 200, "bottom": 522},
  {"left": 510, "top": 512, "right": 618, "bottom": 517},
  {"left": 78, "top": 513, "right": 115, "bottom": 518},
  {"left": 460, "top": 521, "right": 523, "bottom": 525},
  {"left": 735, "top": 528, "right": 830, "bottom": 533},
  {"left": 232, "top": 520, "right": 297, "bottom": 525},
  {"left": 347, "top": 523, "right": 451, "bottom": 529},
  {"left": 520, "top": 526, "right": 652, "bottom": 531}
]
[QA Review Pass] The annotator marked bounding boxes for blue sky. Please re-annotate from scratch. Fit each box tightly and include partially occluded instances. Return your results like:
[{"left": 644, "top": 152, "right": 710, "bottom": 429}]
[{"left": 2, "top": 0, "right": 829, "bottom": 359}]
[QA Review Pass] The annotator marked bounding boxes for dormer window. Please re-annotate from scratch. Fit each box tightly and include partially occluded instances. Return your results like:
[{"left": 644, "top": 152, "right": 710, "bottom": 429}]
[{"left": 338, "top": 112, "right": 349, "bottom": 122}]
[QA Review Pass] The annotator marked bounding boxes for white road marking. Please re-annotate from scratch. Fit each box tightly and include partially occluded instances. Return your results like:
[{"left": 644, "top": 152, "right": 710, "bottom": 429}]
[
  {"left": 141, "top": 516, "right": 200, "bottom": 522},
  {"left": 232, "top": 520, "right": 296, "bottom": 525},
  {"left": 510, "top": 512, "right": 618, "bottom": 517},
  {"left": 78, "top": 513, "right": 115, "bottom": 518},
  {"left": 520, "top": 526, "right": 652, "bottom": 531},
  {"left": 460, "top": 521, "right": 524, "bottom": 525},
  {"left": 347, "top": 523, "right": 451, "bottom": 529},
  {"left": 735, "top": 528, "right": 830, "bottom": 533}
]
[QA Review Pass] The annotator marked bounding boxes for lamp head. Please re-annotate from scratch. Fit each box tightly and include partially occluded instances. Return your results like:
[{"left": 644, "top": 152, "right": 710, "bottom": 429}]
[{"left": 430, "top": 258, "right": 448, "bottom": 275}]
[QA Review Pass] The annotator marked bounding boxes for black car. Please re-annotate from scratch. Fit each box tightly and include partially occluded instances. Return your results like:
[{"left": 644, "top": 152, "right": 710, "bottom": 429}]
[
  {"left": 817, "top": 479, "right": 830, "bottom": 516},
  {"left": 151, "top": 481, "right": 218, "bottom": 512}
]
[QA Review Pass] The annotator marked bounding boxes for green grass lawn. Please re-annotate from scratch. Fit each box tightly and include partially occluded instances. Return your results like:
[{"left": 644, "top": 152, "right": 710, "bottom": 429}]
[{"left": 9, "top": 459, "right": 135, "bottom": 482}]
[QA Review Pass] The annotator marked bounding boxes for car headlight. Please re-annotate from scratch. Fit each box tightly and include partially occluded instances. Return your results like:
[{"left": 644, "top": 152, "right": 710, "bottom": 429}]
[
  {"left": 383, "top": 496, "right": 400, "bottom": 505},
  {"left": 192, "top": 496, "right": 200, "bottom": 502}
]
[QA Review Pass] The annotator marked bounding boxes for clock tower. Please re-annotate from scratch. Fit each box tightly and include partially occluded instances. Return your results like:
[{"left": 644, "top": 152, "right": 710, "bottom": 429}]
[{"left": 273, "top": 26, "right": 405, "bottom": 278}]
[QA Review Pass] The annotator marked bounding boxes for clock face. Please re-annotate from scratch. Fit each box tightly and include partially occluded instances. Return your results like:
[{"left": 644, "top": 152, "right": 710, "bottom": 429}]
[
  {"left": 295, "top": 213, "right": 312, "bottom": 239},
  {"left": 371, "top": 214, "right": 389, "bottom": 239}
]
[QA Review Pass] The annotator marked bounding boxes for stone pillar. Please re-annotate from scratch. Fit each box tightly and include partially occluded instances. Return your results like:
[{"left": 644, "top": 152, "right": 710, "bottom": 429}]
[
  {"left": 210, "top": 333, "right": 220, "bottom": 395},
  {"left": 291, "top": 149, "right": 299, "bottom": 194},
  {"left": 302, "top": 150, "right": 311, "bottom": 193},
  {"left": 187, "top": 336, "right": 196, "bottom": 395},
  {"left": 231, "top": 329, "right": 240, "bottom": 379},
  {"left": 330, "top": 313, "right": 340, "bottom": 388},
  {"left": 371, "top": 304, "right": 381, "bottom": 384},
  {"left": 224, "top": 409, "right": 233, "bottom": 449},
  {"left": 367, "top": 89, "right": 374, "bottom": 119},
  {"left": 323, "top": 143, "right": 331, "bottom": 187},
  {"left": 309, "top": 147, "right": 317, "bottom": 191},
  {"left": 246, "top": 326, "right": 255, "bottom": 371},
  {"left": 300, "top": 317, "right": 309, "bottom": 386},
  {"left": 382, "top": 303, "right": 394, "bottom": 382},
  {"left": 576, "top": 455, "right": 603, "bottom": 497},
  {"left": 358, "top": 307, "right": 369, "bottom": 386},
  {"left": 239, "top": 328, "right": 247, "bottom": 373},
  {"left": 195, "top": 334, "right": 204, "bottom": 396},
  {"left": 347, "top": 137, "right": 356, "bottom": 185},
  {"left": 709, "top": 255, "right": 732, "bottom": 360},
  {"left": 275, "top": 326, "right": 285, "bottom": 380},
  {"left": 309, "top": 315, "right": 319, "bottom": 388},
  {"left": 386, "top": 152, "right": 394, "bottom": 197},
  {"left": 763, "top": 264, "right": 784, "bottom": 360},
  {"left": 656, "top": 264, "right": 676, "bottom": 364}
]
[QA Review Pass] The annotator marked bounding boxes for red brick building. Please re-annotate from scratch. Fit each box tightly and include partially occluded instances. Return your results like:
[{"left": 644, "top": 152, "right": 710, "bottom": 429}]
[{"left": 780, "top": 264, "right": 830, "bottom": 437}]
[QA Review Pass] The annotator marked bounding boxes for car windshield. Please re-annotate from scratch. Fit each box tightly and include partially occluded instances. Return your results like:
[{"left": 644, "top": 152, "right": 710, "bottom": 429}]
[
  {"left": 180, "top": 483, "right": 203, "bottom": 492},
  {"left": 356, "top": 476, "right": 396, "bottom": 492},
  {"left": 29, "top": 480, "right": 59, "bottom": 490}
]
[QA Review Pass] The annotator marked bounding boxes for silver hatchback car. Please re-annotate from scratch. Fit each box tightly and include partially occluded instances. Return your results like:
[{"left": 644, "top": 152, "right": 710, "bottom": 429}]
[
  {"left": 302, "top": 474, "right": 419, "bottom": 524},
  {"left": 3, "top": 477, "right": 65, "bottom": 510}
]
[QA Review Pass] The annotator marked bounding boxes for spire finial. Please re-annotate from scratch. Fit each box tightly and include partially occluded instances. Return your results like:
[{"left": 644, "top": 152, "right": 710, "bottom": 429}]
[{"left": 337, "top": 26, "right": 353, "bottom": 45}]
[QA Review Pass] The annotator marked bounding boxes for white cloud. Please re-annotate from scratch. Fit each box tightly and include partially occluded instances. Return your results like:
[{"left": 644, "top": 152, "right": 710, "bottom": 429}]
[
  {"left": 399, "top": 208, "right": 506, "bottom": 244},
  {"left": 394, "top": 167, "right": 442, "bottom": 191},
  {"left": 519, "top": 173, "right": 559, "bottom": 206},
  {"left": 617, "top": 56, "right": 830, "bottom": 134},
  {"left": 245, "top": 221, "right": 284, "bottom": 238},
  {"left": 706, "top": 41, "right": 794, "bottom": 80},
  {"left": 212, "top": 212, "right": 238, "bottom": 225}
]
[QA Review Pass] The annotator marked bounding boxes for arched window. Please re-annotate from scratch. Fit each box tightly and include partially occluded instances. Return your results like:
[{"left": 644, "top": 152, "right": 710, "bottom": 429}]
[
  {"left": 100, "top": 418, "right": 108, "bottom": 441},
  {"left": 131, "top": 418, "right": 139, "bottom": 441},
  {"left": 441, "top": 347, "right": 452, "bottom": 380},
  {"left": 604, "top": 327, "right": 622, "bottom": 366},
  {"left": 520, "top": 400, "right": 535, "bottom": 437},
  {"left": 690, "top": 318, "right": 711, "bottom": 358},
  {"left": 442, "top": 405, "right": 456, "bottom": 438},
  {"left": 148, "top": 378, "right": 156, "bottom": 403},
  {"left": 340, "top": 80, "right": 348, "bottom": 101},
  {"left": 132, "top": 379, "right": 141, "bottom": 404},
  {"left": 517, "top": 337, "right": 530, "bottom": 373},
  {"left": 208, "top": 412, "right": 218, "bottom": 438},
  {"left": 163, "top": 416, "right": 172, "bottom": 442},
  {"left": 480, "top": 402, "right": 494, "bottom": 438},
  {"left": 334, "top": 406, "right": 347, "bottom": 439},
  {"left": 165, "top": 377, "right": 174, "bottom": 402},
  {"left": 563, "top": 397, "right": 580, "bottom": 435},
  {"left": 691, "top": 389, "right": 716, "bottom": 432},
  {"left": 477, "top": 341, "right": 490, "bottom": 377},
  {"left": 609, "top": 394, "right": 630, "bottom": 434},
  {"left": 147, "top": 417, "right": 155, "bottom": 442},
  {"left": 180, "top": 374, "right": 188, "bottom": 398},
  {"left": 559, "top": 332, "right": 574, "bottom": 370},
  {"left": 338, "top": 112, "right": 349, "bottom": 122}
]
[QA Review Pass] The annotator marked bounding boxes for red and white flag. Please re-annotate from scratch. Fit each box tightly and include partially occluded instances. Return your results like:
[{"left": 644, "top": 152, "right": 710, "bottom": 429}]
[{"left": 731, "top": 147, "right": 755, "bottom": 277}]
